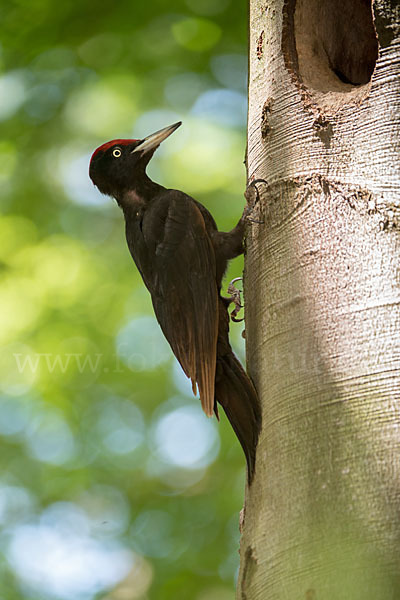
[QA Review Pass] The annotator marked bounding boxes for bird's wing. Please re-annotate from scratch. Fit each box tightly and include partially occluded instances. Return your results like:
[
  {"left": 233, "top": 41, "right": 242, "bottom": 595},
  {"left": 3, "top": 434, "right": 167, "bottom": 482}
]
[{"left": 143, "top": 193, "right": 218, "bottom": 417}]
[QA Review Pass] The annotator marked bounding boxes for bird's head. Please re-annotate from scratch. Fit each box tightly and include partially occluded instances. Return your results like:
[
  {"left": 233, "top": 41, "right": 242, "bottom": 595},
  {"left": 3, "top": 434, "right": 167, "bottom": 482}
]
[{"left": 89, "top": 121, "right": 181, "bottom": 198}]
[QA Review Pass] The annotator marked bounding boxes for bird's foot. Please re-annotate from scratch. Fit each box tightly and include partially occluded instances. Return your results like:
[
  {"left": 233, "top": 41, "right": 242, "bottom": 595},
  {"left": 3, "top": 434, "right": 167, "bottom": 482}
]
[
  {"left": 243, "top": 178, "right": 268, "bottom": 224},
  {"left": 227, "top": 277, "right": 244, "bottom": 322}
]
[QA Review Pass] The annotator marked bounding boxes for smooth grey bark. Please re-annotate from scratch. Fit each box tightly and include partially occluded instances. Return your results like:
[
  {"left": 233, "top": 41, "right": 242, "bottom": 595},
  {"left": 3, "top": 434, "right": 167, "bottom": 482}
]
[{"left": 238, "top": 1, "right": 400, "bottom": 598}]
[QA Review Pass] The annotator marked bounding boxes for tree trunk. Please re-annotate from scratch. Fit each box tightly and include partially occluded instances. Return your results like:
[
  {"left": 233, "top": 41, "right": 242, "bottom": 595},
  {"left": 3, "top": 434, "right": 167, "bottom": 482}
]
[{"left": 238, "top": 1, "right": 400, "bottom": 598}]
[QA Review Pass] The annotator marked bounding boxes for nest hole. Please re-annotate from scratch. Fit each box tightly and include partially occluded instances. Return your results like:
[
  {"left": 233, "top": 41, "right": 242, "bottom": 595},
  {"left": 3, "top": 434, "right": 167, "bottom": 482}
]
[{"left": 283, "top": 0, "right": 378, "bottom": 95}]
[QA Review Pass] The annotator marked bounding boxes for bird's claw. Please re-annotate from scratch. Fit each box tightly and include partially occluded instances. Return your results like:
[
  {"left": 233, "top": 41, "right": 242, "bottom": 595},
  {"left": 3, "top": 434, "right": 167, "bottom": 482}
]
[
  {"left": 227, "top": 277, "right": 244, "bottom": 322},
  {"left": 243, "top": 178, "right": 267, "bottom": 224}
]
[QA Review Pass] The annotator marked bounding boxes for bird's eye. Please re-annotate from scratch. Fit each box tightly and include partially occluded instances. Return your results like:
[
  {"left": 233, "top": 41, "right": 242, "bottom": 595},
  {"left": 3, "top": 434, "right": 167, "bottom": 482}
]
[{"left": 112, "top": 148, "right": 122, "bottom": 158}]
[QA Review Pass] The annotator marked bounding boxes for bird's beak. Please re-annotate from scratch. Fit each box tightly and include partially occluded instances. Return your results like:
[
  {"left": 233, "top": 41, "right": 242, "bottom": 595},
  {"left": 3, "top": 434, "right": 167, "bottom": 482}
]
[{"left": 131, "top": 121, "right": 182, "bottom": 154}]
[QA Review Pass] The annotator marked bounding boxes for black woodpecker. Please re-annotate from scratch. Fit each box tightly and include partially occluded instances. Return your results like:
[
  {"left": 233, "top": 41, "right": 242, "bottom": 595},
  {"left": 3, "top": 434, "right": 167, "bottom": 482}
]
[{"left": 89, "top": 122, "right": 261, "bottom": 481}]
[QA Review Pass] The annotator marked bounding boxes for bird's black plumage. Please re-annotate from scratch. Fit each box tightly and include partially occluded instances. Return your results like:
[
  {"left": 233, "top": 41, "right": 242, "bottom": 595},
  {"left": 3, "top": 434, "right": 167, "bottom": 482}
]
[{"left": 89, "top": 122, "right": 261, "bottom": 481}]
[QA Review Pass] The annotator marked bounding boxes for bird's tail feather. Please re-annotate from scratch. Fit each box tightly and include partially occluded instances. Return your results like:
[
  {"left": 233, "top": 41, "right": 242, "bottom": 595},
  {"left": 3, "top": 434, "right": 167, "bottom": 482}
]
[{"left": 215, "top": 351, "right": 261, "bottom": 483}]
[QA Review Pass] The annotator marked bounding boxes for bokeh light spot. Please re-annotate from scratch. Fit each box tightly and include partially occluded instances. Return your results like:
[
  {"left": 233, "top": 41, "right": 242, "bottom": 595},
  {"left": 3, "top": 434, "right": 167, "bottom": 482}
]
[
  {"left": 0, "top": 484, "right": 34, "bottom": 526},
  {"left": 171, "top": 357, "right": 196, "bottom": 397},
  {"left": 8, "top": 521, "right": 133, "bottom": 599},
  {"left": 211, "top": 53, "right": 248, "bottom": 91},
  {"left": 116, "top": 316, "right": 171, "bottom": 371},
  {"left": 59, "top": 149, "right": 110, "bottom": 208},
  {"left": 0, "top": 71, "right": 26, "bottom": 120},
  {"left": 0, "top": 279, "right": 43, "bottom": 345},
  {"left": 161, "top": 118, "right": 245, "bottom": 194},
  {"left": 24, "top": 411, "right": 76, "bottom": 465},
  {"left": 102, "top": 556, "right": 153, "bottom": 600},
  {"left": 164, "top": 72, "right": 211, "bottom": 111},
  {"left": 191, "top": 89, "right": 247, "bottom": 127},
  {"left": 132, "top": 109, "right": 183, "bottom": 151},
  {"left": 152, "top": 404, "right": 219, "bottom": 469},
  {"left": 40, "top": 502, "right": 90, "bottom": 536},
  {"left": 0, "top": 395, "right": 33, "bottom": 436},
  {"left": 64, "top": 81, "right": 138, "bottom": 137},
  {"left": 24, "top": 83, "right": 63, "bottom": 122},
  {"left": 96, "top": 398, "right": 145, "bottom": 456},
  {"left": 172, "top": 18, "right": 221, "bottom": 51}
]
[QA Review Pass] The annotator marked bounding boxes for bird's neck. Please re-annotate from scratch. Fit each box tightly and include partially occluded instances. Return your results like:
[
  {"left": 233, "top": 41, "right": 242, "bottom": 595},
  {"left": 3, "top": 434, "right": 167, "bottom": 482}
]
[{"left": 116, "top": 171, "right": 163, "bottom": 215}]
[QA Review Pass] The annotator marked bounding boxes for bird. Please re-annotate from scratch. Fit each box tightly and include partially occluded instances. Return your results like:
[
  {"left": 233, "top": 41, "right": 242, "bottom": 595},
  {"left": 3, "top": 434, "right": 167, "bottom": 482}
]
[{"left": 89, "top": 122, "right": 261, "bottom": 482}]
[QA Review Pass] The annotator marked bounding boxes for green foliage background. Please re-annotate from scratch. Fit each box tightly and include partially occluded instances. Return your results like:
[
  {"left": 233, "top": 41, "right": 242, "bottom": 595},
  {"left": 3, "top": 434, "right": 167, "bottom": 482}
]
[{"left": 0, "top": 1, "right": 248, "bottom": 598}]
